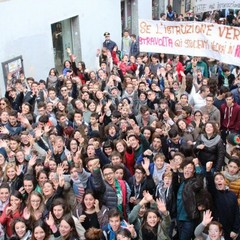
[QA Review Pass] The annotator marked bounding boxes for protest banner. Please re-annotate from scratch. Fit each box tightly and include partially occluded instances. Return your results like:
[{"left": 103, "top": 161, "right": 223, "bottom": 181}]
[
  {"left": 139, "top": 19, "right": 240, "bottom": 66},
  {"left": 194, "top": 0, "right": 240, "bottom": 14}
]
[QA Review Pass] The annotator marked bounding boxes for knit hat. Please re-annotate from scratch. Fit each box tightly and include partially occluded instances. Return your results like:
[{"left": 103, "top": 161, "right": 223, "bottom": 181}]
[
  {"left": 227, "top": 133, "right": 240, "bottom": 146},
  {"left": 0, "top": 147, "right": 8, "bottom": 160}
]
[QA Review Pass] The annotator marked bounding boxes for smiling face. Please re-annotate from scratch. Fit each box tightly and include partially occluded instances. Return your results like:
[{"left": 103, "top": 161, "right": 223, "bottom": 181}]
[
  {"left": 23, "top": 180, "right": 34, "bottom": 194},
  {"left": 84, "top": 193, "right": 95, "bottom": 210},
  {"left": 109, "top": 216, "right": 121, "bottom": 232},
  {"left": 183, "top": 163, "right": 195, "bottom": 179},
  {"left": 103, "top": 168, "right": 115, "bottom": 186},
  {"left": 59, "top": 219, "right": 72, "bottom": 237},
  {"left": 154, "top": 157, "right": 164, "bottom": 170},
  {"left": 7, "top": 167, "right": 16, "bottom": 180},
  {"left": 42, "top": 182, "right": 54, "bottom": 197},
  {"left": 30, "top": 194, "right": 41, "bottom": 210},
  {"left": 15, "top": 221, "right": 27, "bottom": 238},
  {"left": 208, "top": 224, "right": 222, "bottom": 240},
  {"left": 146, "top": 211, "right": 159, "bottom": 227},
  {"left": 0, "top": 187, "right": 10, "bottom": 203},
  {"left": 34, "top": 226, "right": 46, "bottom": 240}
]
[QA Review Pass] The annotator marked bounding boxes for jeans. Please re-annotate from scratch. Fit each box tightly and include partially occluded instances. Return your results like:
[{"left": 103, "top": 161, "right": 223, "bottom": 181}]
[{"left": 177, "top": 220, "right": 196, "bottom": 240}]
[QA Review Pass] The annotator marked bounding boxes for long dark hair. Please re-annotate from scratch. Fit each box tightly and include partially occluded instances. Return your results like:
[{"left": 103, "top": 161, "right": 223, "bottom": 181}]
[
  {"left": 60, "top": 213, "right": 78, "bottom": 239},
  {"left": 141, "top": 209, "right": 160, "bottom": 234},
  {"left": 32, "top": 219, "right": 51, "bottom": 240},
  {"left": 51, "top": 198, "right": 69, "bottom": 224}
]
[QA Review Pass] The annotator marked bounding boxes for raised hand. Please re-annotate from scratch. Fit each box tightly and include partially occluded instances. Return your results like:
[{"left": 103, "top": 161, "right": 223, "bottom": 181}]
[
  {"left": 206, "top": 161, "right": 213, "bottom": 172},
  {"left": 156, "top": 198, "right": 167, "bottom": 215},
  {"left": 202, "top": 210, "right": 213, "bottom": 226},
  {"left": 94, "top": 199, "right": 100, "bottom": 213},
  {"left": 46, "top": 212, "right": 55, "bottom": 227},
  {"left": 141, "top": 157, "right": 150, "bottom": 171}
]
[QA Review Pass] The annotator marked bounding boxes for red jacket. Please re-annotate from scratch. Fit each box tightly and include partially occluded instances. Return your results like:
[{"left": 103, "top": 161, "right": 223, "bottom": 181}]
[
  {"left": 220, "top": 102, "right": 240, "bottom": 132},
  {"left": 0, "top": 204, "right": 21, "bottom": 237}
]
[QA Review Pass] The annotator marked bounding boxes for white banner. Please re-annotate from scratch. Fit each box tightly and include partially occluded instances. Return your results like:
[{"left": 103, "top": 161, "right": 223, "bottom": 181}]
[
  {"left": 194, "top": 0, "right": 240, "bottom": 14},
  {"left": 139, "top": 19, "right": 240, "bottom": 66}
]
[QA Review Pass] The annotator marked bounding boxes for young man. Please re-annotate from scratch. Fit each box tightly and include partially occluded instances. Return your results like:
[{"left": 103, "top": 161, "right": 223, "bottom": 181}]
[
  {"left": 129, "top": 34, "right": 139, "bottom": 58},
  {"left": 220, "top": 92, "right": 240, "bottom": 142},
  {"left": 102, "top": 208, "right": 137, "bottom": 240},
  {"left": 128, "top": 162, "right": 155, "bottom": 209},
  {"left": 200, "top": 93, "right": 221, "bottom": 126},
  {"left": 121, "top": 29, "right": 131, "bottom": 56},
  {"left": 96, "top": 164, "right": 130, "bottom": 219}
]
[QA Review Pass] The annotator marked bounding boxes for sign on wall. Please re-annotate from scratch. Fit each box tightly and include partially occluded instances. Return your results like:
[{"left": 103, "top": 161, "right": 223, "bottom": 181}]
[
  {"left": 139, "top": 19, "right": 240, "bottom": 66},
  {"left": 194, "top": 0, "right": 240, "bottom": 14},
  {"left": 1, "top": 56, "right": 24, "bottom": 87}
]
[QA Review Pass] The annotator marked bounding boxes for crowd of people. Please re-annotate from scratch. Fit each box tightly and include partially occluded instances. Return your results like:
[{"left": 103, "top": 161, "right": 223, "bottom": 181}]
[{"left": 0, "top": 7, "right": 240, "bottom": 240}]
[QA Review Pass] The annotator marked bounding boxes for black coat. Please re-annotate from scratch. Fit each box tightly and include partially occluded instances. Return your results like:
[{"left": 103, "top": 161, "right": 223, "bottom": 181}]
[
  {"left": 173, "top": 171, "right": 204, "bottom": 220},
  {"left": 206, "top": 172, "right": 240, "bottom": 240},
  {"left": 194, "top": 134, "right": 225, "bottom": 172}
]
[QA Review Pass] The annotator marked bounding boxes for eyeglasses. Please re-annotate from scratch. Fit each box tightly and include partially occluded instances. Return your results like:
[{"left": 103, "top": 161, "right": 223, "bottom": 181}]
[{"left": 135, "top": 170, "right": 143, "bottom": 175}]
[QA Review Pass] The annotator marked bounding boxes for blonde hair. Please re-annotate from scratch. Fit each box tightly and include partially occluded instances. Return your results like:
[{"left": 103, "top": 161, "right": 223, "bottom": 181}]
[{"left": 4, "top": 162, "right": 16, "bottom": 181}]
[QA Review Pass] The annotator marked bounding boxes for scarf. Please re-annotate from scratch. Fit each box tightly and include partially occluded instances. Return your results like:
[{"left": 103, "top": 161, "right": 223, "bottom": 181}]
[
  {"left": 115, "top": 179, "right": 123, "bottom": 213},
  {"left": 222, "top": 170, "right": 240, "bottom": 182},
  {"left": 200, "top": 134, "right": 221, "bottom": 148}
]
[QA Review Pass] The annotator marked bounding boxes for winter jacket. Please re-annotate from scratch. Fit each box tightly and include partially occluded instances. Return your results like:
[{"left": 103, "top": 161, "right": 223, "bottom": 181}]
[
  {"left": 194, "top": 134, "right": 225, "bottom": 172},
  {"left": 200, "top": 105, "right": 221, "bottom": 126},
  {"left": 222, "top": 171, "right": 240, "bottom": 205},
  {"left": 0, "top": 204, "right": 21, "bottom": 237},
  {"left": 173, "top": 169, "right": 203, "bottom": 221},
  {"left": 220, "top": 102, "right": 240, "bottom": 132},
  {"left": 139, "top": 214, "right": 171, "bottom": 240},
  {"left": 206, "top": 171, "right": 240, "bottom": 240}
]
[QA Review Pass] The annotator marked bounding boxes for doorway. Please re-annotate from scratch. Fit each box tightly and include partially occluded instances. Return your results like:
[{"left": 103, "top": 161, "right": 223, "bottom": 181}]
[{"left": 51, "top": 16, "right": 80, "bottom": 73}]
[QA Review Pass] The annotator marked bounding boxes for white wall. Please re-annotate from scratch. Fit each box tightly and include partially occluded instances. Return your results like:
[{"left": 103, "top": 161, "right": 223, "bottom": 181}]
[{"left": 0, "top": 0, "right": 121, "bottom": 95}]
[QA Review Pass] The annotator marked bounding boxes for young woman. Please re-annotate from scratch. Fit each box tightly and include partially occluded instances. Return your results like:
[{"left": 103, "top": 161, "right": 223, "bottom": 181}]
[
  {"left": 11, "top": 217, "right": 32, "bottom": 240},
  {"left": 176, "top": 119, "right": 198, "bottom": 145},
  {"left": 222, "top": 158, "right": 240, "bottom": 205},
  {"left": 114, "top": 139, "right": 135, "bottom": 175},
  {"left": 194, "top": 210, "right": 224, "bottom": 240},
  {"left": 139, "top": 200, "right": 171, "bottom": 240},
  {"left": 0, "top": 97, "right": 12, "bottom": 113},
  {"left": 74, "top": 190, "right": 109, "bottom": 230},
  {"left": 23, "top": 191, "right": 44, "bottom": 222},
  {"left": 15, "top": 150, "right": 28, "bottom": 174},
  {"left": 60, "top": 214, "right": 79, "bottom": 240},
  {"left": 35, "top": 170, "right": 48, "bottom": 193},
  {"left": 195, "top": 121, "right": 225, "bottom": 173},
  {"left": 42, "top": 178, "right": 64, "bottom": 220},
  {"left": 46, "top": 68, "right": 59, "bottom": 89},
  {"left": 4, "top": 162, "right": 23, "bottom": 193},
  {"left": 0, "top": 191, "right": 24, "bottom": 238},
  {"left": 50, "top": 198, "right": 69, "bottom": 226},
  {"left": 23, "top": 174, "right": 37, "bottom": 203},
  {"left": 31, "top": 220, "right": 52, "bottom": 240}
]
